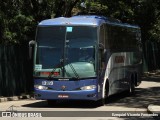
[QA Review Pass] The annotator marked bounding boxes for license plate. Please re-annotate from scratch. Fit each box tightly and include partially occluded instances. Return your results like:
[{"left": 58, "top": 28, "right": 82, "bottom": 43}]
[{"left": 58, "top": 95, "right": 69, "bottom": 98}]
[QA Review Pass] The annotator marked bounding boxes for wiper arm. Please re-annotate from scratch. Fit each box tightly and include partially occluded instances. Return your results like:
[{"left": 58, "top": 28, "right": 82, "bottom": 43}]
[
  {"left": 48, "top": 67, "right": 58, "bottom": 79},
  {"left": 48, "top": 61, "right": 71, "bottom": 79},
  {"left": 48, "top": 62, "right": 62, "bottom": 79}
]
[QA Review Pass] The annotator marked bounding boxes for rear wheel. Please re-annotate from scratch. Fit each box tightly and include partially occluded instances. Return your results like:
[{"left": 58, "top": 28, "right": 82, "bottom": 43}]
[{"left": 129, "top": 75, "right": 135, "bottom": 95}]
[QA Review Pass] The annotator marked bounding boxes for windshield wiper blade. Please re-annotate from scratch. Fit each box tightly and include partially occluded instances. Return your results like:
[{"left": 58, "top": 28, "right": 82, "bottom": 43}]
[{"left": 68, "top": 63, "right": 79, "bottom": 79}]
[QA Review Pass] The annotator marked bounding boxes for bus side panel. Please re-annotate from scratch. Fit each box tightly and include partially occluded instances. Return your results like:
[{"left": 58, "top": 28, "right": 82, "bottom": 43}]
[{"left": 103, "top": 52, "right": 142, "bottom": 96}]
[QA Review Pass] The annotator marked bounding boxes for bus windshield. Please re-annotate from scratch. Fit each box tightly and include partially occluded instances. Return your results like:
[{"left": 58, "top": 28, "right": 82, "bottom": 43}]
[{"left": 34, "top": 26, "right": 97, "bottom": 79}]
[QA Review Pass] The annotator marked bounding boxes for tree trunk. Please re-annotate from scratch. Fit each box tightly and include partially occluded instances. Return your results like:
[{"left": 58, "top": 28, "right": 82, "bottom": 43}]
[{"left": 65, "top": 0, "right": 80, "bottom": 17}]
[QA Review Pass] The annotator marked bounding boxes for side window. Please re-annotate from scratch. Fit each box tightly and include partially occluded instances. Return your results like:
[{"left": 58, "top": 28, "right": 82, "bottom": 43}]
[
  {"left": 99, "top": 24, "right": 105, "bottom": 48},
  {"left": 99, "top": 25, "right": 106, "bottom": 70}
]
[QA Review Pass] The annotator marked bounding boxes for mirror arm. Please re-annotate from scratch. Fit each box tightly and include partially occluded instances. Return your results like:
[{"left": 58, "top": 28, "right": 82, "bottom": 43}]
[{"left": 29, "top": 40, "right": 36, "bottom": 59}]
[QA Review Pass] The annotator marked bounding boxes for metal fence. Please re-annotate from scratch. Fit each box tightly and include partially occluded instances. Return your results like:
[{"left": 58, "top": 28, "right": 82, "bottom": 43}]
[
  {"left": 143, "top": 41, "right": 160, "bottom": 72},
  {"left": 0, "top": 45, "right": 33, "bottom": 97}
]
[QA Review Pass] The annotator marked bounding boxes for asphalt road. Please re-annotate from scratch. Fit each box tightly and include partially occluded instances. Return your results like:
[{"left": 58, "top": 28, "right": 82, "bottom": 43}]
[{"left": 0, "top": 75, "right": 160, "bottom": 120}]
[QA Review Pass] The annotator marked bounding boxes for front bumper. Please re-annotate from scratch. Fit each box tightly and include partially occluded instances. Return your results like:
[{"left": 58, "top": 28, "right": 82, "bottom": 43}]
[{"left": 34, "top": 89, "right": 98, "bottom": 101}]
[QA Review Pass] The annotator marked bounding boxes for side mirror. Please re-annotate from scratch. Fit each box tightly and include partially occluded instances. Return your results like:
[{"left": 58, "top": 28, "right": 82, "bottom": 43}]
[
  {"left": 98, "top": 43, "right": 104, "bottom": 50},
  {"left": 29, "top": 40, "right": 36, "bottom": 59}
]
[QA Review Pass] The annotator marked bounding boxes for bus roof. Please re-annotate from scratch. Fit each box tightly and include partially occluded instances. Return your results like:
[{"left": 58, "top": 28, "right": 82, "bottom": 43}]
[{"left": 38, "top": 15, "right": 140, "bottom": 29}]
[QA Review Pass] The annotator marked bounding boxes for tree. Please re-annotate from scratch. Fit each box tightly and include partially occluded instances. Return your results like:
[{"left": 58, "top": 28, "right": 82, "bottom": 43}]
[
  {"left": 0, "top": 1, "right": 36, "bottom": 44},
  {"left": 149, "top": 17, "right": 160, "bottom": 42},
  {"left": 54, "top": 0, "right": 80, "bottom": 17},
  {"left": 0, "top": 0, "right": 82, "bottom": 44},
  {"left": 148, "top": 0, "right": 160, "bottom": 42},
  {"left": 1, "top": 0, "right": 160, "bottom": 45}
]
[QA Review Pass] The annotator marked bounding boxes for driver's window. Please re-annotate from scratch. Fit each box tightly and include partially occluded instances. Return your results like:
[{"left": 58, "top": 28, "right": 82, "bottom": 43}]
[{"left": 79, "top": 48, "right": 94, "bottom": 63}]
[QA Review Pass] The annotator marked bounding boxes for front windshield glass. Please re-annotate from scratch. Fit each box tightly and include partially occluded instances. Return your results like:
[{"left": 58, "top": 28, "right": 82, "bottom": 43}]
[{"left": 34, "top": 26, "right": 97, "bottom": 79}]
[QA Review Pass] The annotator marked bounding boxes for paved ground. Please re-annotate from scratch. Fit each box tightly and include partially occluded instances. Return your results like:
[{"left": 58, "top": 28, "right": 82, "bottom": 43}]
[{"left": 142, "top": 74, "right": 160, "bottom": 117}]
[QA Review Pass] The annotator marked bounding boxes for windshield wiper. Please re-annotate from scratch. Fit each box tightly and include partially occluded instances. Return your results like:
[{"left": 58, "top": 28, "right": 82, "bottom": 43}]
[
  {"left": 48, "top": 61, "right": 71, "bottom": 79},
  {"left": 67, "top": 63, "right": 79, "bottom": 79},
  {"left": 48, "top": 67, "right": 59, "bottom": 79},
  {"left": 48, "top": 60, "right": 64, "bottom": 79}
]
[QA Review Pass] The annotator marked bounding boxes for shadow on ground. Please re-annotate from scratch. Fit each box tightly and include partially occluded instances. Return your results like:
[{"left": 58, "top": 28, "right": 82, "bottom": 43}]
[
  {"left": 106, "top": 75, "right": 160, "bottom": 108},
  {"left": 106, "top": 86, "right": 160, "bottom": 108},
  {"left": 22, "top": 99, "right": 100, "bottom": 108},
  {"left": 142, "top": 75, "right": 160, "bottom": 82}
]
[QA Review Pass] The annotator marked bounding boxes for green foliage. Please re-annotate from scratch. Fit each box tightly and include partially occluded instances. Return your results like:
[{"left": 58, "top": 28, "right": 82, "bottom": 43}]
[
  {"left": 149, "top": 17, "right": 160, "bottom": 42},
  {"left": 0, "top": 0, "right": 160, "bottom": 44},
  {"left": 54, "top": 0, "right": 80, "bottom": 17},
  {"left": 96, "top": 0, "right": 160, "bottom": 43},
  {"left": 0, "top": 1, "right": 36, "bottom": 44},
  {"left": 88, "top": 1, "right": 108, "bottom": 15},
  {"left": 101, "top": 0, "right": 135, "bottom": 23},
  {"left": 3, "top": 13, "right": 35, "bottom": 44}
]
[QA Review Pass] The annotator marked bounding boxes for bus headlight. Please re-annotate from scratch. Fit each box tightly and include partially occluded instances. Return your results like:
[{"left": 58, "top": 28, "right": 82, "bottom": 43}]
[
  {"left": 80, "top": 85, "right": 96, "bottom": 90},
  {"left": 34, "top": 85, "right": 48, "bottom": 90}
]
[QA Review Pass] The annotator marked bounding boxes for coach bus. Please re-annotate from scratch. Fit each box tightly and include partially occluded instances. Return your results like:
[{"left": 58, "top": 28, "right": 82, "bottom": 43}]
[{"left": 30, "top": 15, "right": 142, "bottom": 106}]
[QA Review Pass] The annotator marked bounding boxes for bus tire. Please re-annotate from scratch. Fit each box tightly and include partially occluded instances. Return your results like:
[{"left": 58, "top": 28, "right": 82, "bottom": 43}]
[
  {"left": 129, "top": 75, "right": 135, "bottom": 95},
  {"left": 134, "top": 73, "right": 138, "bottom": 86},
  {"left": 47, "top": 100, "right": 57, "bottom": 106},
  {"left": 97, "top": 81, "right": 109, "bottom": 106},
  {"left": 97, "top": 98, "right": 105, "bottom": 106}
]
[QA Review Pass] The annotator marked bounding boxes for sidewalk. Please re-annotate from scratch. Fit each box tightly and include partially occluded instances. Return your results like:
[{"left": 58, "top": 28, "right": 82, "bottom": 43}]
[
  {"left": 144, "top": 71, "right": 160, "bottom": 116},
  {"left": 0, "top": 95, "right": 32, "bottom": 103},
  {"left": 147, "top": 104, "right": 160, "bottom": 115}
]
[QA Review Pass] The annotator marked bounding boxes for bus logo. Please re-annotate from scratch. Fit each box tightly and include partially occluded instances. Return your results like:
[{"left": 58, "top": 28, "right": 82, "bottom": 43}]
[{"left": 61, "top": 85, "right": 66, "bottom": 91}]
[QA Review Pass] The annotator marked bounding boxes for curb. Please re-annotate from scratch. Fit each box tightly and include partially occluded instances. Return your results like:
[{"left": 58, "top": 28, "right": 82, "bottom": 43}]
[
  {"left": 147, "top": 104, "right": 160, "bottom": 116},
  {"left": 0, "top": 95, "right": 32, "bottom": 103}
]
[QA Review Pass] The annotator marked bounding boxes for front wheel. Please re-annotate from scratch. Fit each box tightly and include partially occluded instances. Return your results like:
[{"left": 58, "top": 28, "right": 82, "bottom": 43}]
[
  {"left": 97, "top": 81, "right": 109, "bottom": 106},
  {"left": 47, "top": 100, "right": 57, "bottom": 106},
  {"left": 96, "top": 98, "right": 105, "bottom": 106}
]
